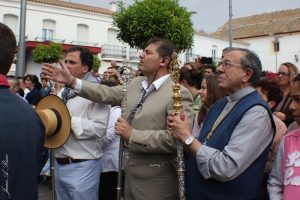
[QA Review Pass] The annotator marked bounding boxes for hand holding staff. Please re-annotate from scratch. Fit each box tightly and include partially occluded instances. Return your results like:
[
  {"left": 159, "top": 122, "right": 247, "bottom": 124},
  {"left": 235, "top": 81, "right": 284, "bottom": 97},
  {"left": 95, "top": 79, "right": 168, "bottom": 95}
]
[
  {"left": 169, "top": 51, "right": 186, "bottom": 200},
  {"left": 116, "top": 62, "right": 134, "bottom": 200}
]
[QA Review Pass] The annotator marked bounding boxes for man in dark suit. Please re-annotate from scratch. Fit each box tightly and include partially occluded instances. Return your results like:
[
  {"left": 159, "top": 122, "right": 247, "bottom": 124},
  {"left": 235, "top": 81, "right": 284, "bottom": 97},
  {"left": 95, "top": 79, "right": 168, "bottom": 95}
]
[
  {"left": 43, "top": 38, "right": 194, "bottom": 200},
  {"left": 0, "top": 23, "right": 45, "bottom": 200}
]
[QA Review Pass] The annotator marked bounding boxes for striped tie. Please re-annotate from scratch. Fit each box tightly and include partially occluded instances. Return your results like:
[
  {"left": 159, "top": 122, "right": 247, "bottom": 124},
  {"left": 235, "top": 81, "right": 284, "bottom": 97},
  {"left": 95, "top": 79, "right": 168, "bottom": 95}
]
[
  {"left": 129, "top": 85, "right": 155, "bottom": 122},
  {"left": 61, "top": 87, "right": 70, "bottom": 104}
]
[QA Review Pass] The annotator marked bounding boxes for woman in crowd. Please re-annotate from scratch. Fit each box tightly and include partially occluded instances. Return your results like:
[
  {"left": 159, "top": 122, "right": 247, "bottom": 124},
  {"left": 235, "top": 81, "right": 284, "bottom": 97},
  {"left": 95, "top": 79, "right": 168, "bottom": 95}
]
[
  {"left": 192, "top": 75, "right": 226, "bottom": 137},
  {"left": 274, "top": 62, "right": 298, "bottom": 126},
  {"left": 23, "top": 74, "right": 42, "bottom": 106}
]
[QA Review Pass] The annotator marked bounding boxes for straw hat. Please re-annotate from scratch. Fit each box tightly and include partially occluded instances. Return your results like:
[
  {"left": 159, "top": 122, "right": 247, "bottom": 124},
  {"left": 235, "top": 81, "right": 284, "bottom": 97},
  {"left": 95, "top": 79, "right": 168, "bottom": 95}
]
[{"left": 36, "top": 94, "right": 71, "bottom": 149}]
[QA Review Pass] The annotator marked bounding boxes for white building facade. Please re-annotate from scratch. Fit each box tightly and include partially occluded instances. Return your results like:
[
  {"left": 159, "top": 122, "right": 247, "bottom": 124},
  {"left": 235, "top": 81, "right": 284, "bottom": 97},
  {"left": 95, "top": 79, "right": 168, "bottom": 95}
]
[
  {"left": 238, "top": 33, "right": 300, "bottom": 72},
  {"left": 0, "top": 0, "right": 141, "bottom": 76},
  {"left": 183, "top": 32, "right": 248, "bottom": 64},
  {"left": 212, "top": 8, "right": 300, "bottom": 72},
  {"left": 2, "top": 0, "right": 294, "bottom": 77}
]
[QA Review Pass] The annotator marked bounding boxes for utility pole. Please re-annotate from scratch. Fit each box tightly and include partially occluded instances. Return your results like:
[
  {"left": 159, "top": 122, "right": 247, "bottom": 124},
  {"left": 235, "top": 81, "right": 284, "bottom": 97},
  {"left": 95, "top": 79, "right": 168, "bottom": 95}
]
[
  {"left": 185, "top": 48, "right": 190, "bottom": 62},
  {"left": 16, "top": 0, "right": 27, "bottom": 77},
  {"left": 228, "top": 0, "right": 233, "bottom": 47}
]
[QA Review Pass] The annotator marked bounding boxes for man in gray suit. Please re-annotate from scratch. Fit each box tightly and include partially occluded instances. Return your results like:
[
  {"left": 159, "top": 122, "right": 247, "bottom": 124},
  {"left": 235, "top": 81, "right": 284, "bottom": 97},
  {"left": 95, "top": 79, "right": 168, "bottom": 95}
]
[{"left": 43, "top": 38, "right": 194, "bottom": 200}]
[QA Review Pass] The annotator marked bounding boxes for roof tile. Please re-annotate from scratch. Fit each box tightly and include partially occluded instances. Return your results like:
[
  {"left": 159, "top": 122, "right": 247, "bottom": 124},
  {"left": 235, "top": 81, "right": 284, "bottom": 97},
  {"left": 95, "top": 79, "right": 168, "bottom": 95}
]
[
  {"left": 28, "top": 0, "right": 113, "bottom": 16},
  {"left": 212, "top": 8, "right": 300, "bottom": 39}
]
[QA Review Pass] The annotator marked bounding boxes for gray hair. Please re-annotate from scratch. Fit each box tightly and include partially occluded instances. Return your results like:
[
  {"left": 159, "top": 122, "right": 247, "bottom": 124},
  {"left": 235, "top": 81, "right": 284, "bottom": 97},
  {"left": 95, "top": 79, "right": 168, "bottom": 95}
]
[
  {"left": 223, "top": 47, "right": 262, "bottom": 85},
  {"left": 7, "top": 76, "right": 20, "bottom": 88}
]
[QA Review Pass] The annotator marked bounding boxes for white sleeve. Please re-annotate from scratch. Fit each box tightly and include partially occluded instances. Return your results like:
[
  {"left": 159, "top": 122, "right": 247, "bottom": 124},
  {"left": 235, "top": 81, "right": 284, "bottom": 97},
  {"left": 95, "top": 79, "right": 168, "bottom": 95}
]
[
  {"left": 101, "top": 107, "right": 121, "bottom": 150},
  {"left": 267, "top": 139, "right": 284, "bottom": 200}
]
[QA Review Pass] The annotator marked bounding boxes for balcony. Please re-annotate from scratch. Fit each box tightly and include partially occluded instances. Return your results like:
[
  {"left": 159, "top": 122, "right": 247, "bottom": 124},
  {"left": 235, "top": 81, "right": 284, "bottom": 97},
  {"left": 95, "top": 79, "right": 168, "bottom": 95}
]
[
  {"left": 129, "top": 48, "right": 142, "bottom": 61},
  {"left": 34, "top": 36, "right": 66, "bottom": 43},
  {"left": 101, "top": 44, "right": 126, "bottom": 60},
  {"left": 70, "top": 41, "right": 98, "bottom": 47},
  {"left": 25, "top": 39, "right": 101, "bottom": 54}
]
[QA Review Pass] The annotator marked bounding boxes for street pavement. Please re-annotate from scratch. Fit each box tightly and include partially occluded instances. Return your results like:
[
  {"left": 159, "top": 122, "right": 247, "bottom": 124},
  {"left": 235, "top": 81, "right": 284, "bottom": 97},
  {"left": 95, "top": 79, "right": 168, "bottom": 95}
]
[{"left": 38, "top": 178, "right": 52, "bottom": 200}]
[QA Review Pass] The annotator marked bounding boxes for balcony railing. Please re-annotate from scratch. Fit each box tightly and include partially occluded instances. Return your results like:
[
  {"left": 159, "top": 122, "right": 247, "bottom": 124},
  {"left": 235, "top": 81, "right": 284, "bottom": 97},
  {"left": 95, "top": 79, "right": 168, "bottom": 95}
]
[
  {"left": 187, "top": 53, "right": 220, "bottom": 64},
  {"left": 101, "top": 44, "right": 126, "bottom": 59},
  {"left": 70, "top": 41, "right": 98, "bottom": 46},
  {"left": 31, "top": 37, "right": 98, "bottom": 47},
  {"left": 34, "top": 36, "right": 66, "bottom": 43},
  {"left": 129, "top": 48, "right": 142, "bottom": 61}
]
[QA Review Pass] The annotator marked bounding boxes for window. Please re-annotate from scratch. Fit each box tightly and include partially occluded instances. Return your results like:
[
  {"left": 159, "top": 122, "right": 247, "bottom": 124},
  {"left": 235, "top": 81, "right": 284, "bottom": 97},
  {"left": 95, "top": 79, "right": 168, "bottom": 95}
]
[
  {"left": 212, "top": 45, "right": 218, "bottom": 61},
  {"left": 3, "top": 14, "right": 19, "bottom": 34},
  {"left": 42, "top": 29, "right": 54, "bottom": 41},
  {"left": 42, "top": 20, "right": 56, "bottom": 41},
  {"left": 77, "top": 24, "right": 89, "bottom": 44},
  {"left": 107, "top": 28, "right": 119, "bottom": 45}
]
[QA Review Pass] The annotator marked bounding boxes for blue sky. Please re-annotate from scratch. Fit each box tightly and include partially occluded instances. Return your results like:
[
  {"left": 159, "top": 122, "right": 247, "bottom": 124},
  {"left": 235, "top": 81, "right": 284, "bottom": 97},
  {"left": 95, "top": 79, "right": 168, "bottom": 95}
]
[{"left": 70, "top": 0, "right": 300, "bottom": 33}]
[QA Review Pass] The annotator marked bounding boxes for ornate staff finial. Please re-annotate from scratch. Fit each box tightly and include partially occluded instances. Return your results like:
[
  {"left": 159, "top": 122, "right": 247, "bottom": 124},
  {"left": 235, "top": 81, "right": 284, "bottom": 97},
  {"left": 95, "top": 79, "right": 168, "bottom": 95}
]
[
  {"left": 169, "top": 51, "right": 186, "bottom": 200},
  {"left": 117, "top": 60, "right": 134, "bottom": 87},
  {"left": 169, "top": 52, "right": 183, "bottom": 114}
]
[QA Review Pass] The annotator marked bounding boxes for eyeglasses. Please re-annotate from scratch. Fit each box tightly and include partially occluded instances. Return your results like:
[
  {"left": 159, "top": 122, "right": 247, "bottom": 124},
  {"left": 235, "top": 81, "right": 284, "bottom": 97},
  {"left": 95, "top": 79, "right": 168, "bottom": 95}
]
[
  {"left": 277, "top": 71, "right": 290, "bottom": 76},
  {"left": 217, "top": 61, "right": 244, "bottom": 69}
]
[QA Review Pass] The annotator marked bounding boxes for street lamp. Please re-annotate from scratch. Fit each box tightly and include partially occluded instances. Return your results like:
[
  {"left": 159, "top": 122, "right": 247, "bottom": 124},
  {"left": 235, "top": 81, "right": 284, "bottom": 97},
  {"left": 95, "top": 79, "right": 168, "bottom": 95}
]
[{"left": 270, "top": 34, "right": 282, "bottom": 72}]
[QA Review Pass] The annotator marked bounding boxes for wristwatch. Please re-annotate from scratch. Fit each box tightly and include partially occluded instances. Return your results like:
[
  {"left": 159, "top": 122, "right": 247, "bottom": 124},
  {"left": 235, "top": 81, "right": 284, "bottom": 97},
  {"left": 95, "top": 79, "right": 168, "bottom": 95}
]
[{"left": 184, "top": 136, "right": 194, "bottom": 146}]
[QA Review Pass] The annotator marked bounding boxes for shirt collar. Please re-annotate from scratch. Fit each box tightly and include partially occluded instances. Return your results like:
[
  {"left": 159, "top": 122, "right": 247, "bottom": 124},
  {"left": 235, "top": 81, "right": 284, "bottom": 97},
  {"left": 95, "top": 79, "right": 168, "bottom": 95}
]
[
  {"left": 141, "top": 74, "right": 170, "bottom": 91},
  {"left": 0, "top": 74, "right": 9, "bottom": 87},
  {"left": 226, "top": 86, "right": 255, "bottom": 102}
]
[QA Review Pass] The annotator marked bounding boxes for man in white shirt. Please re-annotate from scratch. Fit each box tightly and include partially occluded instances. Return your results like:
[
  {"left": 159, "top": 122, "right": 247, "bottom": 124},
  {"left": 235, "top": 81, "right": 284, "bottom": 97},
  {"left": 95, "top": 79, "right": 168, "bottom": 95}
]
[{"left": 54, "top": 46, "right": 110, "bottom": 200}]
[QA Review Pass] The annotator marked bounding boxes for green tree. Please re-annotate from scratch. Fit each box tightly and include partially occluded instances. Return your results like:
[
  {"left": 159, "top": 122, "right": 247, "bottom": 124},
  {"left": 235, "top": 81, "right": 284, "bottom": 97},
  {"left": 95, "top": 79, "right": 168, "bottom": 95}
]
[
  {"left": 113, "top": 0, "right": 194, "bottom": 52},
  {"left": 92, "top": 55, "right": 101, "bottom": 72},
  {"left": 32, "top": 43, "right": 62, "bottom": 63}
]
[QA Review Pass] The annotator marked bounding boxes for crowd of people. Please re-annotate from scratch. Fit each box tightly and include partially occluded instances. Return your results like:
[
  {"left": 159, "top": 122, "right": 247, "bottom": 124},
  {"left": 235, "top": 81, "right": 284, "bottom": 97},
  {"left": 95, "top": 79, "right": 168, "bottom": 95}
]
[{"left": 1, "top": 21, "right": 300, "bottom": 200}]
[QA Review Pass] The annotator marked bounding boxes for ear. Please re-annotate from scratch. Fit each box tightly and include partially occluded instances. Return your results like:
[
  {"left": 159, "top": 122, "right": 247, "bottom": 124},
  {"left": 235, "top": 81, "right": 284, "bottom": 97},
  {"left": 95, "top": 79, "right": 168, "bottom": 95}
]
[
  {"left": 159, "top": 56, "right": 171, "bottom": 68},
  {"left": 180, "top": 79, "right": 188, "bottom": 87},
  {"left": 242, "top": 68, "right": 253, "bottom": 83},
  {"left": 268, "top": 100, "right": 276, "bottom": 109},
  {"left": 82, "top": 65, "right": 89, "bottom": 73}
]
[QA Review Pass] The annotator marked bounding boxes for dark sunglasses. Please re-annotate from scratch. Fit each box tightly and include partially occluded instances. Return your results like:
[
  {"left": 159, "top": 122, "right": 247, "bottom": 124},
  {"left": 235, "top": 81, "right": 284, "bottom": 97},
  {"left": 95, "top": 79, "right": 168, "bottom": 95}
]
[{"left": 277, "top": 71, "right": 290, "bottom": 76}]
